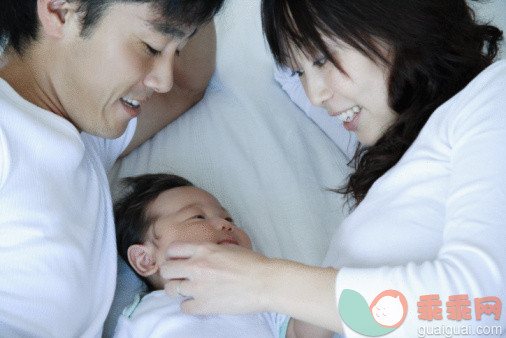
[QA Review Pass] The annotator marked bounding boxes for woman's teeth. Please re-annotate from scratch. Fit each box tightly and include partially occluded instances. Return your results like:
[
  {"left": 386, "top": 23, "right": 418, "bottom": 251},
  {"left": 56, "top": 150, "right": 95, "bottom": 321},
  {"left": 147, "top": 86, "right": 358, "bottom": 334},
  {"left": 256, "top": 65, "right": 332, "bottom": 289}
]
[
  {"left": 121, "top": 97, "right": 140, "bottom": 108},
  {"left": 337, "top": 105, "right": 362, "bottom": 122}
]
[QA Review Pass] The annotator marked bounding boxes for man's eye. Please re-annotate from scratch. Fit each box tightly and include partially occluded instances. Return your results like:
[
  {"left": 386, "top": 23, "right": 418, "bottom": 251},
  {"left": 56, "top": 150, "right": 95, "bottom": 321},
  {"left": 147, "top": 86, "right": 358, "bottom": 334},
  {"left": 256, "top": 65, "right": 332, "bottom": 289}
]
[
  {"left": 314, "top": 57, "right": 327, "bottom": 67},
  {"left": 175, "top": 49, "right": 181, "bottom": 57},
  {"left": 192, "top": 215, "right": 205, "bottom": 219},
  {"left": 225, "top": 217, "right": 234, "bottom": 223},
  {"left": 145, "top": 43, "right": 162, "bottom": 56}
]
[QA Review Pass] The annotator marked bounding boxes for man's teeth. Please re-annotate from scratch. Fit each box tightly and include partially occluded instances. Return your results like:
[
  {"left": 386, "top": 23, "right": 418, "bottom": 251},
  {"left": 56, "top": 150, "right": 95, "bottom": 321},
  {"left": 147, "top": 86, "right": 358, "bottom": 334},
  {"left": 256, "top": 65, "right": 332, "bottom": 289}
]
[
  {"left": 121, "top": 97, "right": 140, "bottom": 108},
  {"left": 337, "top": 105, "right": 362, "bottom": 122}
]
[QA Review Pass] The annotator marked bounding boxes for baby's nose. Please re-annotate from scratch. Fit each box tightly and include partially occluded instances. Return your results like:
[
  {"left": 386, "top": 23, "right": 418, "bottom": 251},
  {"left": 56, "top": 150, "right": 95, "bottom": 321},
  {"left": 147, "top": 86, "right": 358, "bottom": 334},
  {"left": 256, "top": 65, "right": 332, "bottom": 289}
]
[{"left": 214, "top": 219, "right": 233, "bottom": 231}]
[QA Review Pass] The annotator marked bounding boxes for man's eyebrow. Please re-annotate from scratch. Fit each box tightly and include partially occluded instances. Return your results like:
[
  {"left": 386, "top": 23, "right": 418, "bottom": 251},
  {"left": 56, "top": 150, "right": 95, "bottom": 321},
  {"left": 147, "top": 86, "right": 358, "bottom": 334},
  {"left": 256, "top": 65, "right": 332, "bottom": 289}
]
[
  {"left": 188, "top": 27, "right": 198, "bottom": 39},
  {"left": 148, "top": 20, "right": 198, "bottom": 39}
]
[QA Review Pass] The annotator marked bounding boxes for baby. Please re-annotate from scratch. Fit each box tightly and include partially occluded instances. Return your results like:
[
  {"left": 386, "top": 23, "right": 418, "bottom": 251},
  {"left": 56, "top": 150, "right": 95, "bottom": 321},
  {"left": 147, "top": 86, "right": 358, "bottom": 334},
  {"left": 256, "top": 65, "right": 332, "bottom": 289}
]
[{"left": 112, "top": 173, "right": 290, "bottom": 337}]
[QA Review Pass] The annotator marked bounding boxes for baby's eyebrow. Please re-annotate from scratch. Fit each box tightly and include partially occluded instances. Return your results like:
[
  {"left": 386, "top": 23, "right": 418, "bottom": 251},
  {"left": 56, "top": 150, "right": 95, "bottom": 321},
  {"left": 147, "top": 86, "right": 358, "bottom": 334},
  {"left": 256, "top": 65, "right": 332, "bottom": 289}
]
[
  {"left": 172, "top": 204, "right": 232, "bottom": 218},
  {"left": 174, "top": 203, "right": 199, "bottom": 214},
  {"left": 220, "top": 206, "right": 233, "bottom": 217}
]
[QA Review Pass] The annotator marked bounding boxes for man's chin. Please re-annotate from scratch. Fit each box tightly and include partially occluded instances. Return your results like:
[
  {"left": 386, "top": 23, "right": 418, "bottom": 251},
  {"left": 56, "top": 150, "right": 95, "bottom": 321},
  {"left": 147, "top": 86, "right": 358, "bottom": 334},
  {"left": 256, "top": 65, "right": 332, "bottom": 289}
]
[{"left": 84, "top": 122, "right": 129, "bottom": 139}]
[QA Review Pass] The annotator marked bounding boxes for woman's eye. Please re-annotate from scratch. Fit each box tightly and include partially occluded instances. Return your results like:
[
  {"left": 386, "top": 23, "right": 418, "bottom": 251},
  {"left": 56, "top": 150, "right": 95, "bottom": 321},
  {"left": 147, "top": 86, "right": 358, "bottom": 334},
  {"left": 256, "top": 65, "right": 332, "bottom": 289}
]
[
  {"left": 291, "top": 69, "right": 304, "bottom": 77},
  {"left": 145, "top": 43, "right": 162, "bottom": 56},
  {"left": 314, "top": 57, "right": 327, "bottom": 67},
  {"left": 192, "top": 215, "right": 205, "bottom": 219},
  {"left": 175, "top": 49, "right": 181, "bottom": 57},
  {"left": 225, "top": 217, "right": 234, "bottom": 223}
]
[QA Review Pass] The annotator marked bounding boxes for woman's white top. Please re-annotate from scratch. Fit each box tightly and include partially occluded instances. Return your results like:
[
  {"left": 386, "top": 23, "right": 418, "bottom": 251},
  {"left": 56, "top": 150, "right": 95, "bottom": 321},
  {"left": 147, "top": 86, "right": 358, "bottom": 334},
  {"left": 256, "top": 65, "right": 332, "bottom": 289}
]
[{"left": 323, "top": 61, "right": 506, "bottom": 336}]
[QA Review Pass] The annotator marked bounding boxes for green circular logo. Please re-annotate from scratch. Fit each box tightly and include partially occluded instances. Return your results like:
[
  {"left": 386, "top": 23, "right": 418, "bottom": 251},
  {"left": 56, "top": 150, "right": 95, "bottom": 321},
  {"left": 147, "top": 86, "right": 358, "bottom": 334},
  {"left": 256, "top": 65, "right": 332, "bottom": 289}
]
[{"left": 339, "top": 289, "right": 408, "bottom": 336}]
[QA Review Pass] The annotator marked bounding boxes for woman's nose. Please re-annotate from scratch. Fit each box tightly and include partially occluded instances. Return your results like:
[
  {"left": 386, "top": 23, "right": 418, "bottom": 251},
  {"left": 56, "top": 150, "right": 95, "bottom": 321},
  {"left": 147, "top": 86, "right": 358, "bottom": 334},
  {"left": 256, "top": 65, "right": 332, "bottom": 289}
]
[{"left": 303, "top": 73, "right": 333, "bottom": 107}]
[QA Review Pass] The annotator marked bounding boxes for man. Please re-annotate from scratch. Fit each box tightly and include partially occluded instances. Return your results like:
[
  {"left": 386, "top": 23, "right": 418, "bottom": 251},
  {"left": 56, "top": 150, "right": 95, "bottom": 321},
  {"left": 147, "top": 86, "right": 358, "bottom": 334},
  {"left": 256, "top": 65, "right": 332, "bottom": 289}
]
[{"left": 0, "top": 0, "right": 223, "bottom": 335}]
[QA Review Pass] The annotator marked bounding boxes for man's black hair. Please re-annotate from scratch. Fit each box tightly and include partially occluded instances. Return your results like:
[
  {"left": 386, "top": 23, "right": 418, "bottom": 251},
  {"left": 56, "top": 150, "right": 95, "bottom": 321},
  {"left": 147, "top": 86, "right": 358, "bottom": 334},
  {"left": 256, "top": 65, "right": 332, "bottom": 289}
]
[{"left": 0, "top": 0, "right": 224, "bottom": 54}]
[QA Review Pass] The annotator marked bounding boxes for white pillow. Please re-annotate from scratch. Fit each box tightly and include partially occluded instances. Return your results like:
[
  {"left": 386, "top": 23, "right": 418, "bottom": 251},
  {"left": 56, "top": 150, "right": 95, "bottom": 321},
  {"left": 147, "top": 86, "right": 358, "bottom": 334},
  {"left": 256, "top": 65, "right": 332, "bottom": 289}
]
[
  {"left": 103, "top": 1, "right": 506, "bottom": 335},
  {"left": 103, "top": 1, "right": 352, "bottom": 335}
]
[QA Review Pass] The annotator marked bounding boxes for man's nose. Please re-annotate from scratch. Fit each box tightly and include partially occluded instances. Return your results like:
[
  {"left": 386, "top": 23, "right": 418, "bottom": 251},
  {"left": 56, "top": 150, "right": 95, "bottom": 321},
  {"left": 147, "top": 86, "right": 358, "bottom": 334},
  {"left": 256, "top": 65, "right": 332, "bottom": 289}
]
[{"left": 143, "top": 55, "right": 175, "bottom": 93}]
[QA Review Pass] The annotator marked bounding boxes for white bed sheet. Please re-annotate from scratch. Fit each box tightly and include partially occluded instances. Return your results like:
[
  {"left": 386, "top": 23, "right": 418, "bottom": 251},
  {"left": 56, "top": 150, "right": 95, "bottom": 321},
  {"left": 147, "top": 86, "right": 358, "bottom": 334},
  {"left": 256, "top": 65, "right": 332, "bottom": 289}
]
[
  {"left": 104, "top": 0, "right": 506, "bottom": 335},
  {"left": 104, "top": 0, "right": 352, "bottom": 335}
]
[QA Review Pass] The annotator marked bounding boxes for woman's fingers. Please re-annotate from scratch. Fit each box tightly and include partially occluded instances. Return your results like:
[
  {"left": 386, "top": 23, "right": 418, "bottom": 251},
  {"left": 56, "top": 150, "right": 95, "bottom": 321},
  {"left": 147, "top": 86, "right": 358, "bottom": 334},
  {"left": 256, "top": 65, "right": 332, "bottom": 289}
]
[
  {"left": 161, "top": 242, "right": 219, "bottom": 299},
  {"left": 159, "top": 258, "right": 191, "bottom": 280},
  {"left": 164, "top": 278, "right": 189, "bottom": 298},
  {"left": 165, "top": 241, "right": 216, "bottom": 259},
  {"left": 161, "top": 241, "right": 272, "bottom": 314},
  {"left": 160, "top": 242, "right": 219, "bottom": 279},
  {"left": 180, "top": 298, "right": 206, "bottom": 315}
]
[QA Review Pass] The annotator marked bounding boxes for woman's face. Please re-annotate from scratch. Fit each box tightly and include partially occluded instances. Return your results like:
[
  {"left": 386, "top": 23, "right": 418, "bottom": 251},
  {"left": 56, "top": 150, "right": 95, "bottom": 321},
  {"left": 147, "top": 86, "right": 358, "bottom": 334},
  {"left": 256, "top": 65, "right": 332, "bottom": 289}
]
[{"left": 289, "top": 37, "right": 398, "bottom": 146}]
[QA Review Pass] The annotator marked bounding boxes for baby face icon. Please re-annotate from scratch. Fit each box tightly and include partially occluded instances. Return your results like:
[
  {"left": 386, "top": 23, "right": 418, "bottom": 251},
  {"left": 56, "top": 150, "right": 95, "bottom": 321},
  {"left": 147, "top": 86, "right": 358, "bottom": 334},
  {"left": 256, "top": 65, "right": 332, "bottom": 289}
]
[{"left": 370, "top": 290, "right": 408, "bottom": 327}]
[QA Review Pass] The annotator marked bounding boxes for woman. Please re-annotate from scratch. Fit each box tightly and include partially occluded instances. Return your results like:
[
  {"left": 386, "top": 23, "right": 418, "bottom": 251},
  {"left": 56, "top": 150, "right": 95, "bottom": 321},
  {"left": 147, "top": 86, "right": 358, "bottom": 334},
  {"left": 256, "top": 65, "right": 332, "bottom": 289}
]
[{"left": 160, "top": 0, "right": 506, "bottom": 336}]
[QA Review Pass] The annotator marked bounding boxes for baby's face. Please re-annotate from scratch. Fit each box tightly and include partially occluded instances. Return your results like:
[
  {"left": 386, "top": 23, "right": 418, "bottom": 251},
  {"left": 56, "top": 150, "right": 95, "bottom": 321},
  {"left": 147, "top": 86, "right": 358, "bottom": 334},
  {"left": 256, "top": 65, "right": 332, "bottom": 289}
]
[{"left": 145, "top": 186, "right": 252, "bottom": 265}]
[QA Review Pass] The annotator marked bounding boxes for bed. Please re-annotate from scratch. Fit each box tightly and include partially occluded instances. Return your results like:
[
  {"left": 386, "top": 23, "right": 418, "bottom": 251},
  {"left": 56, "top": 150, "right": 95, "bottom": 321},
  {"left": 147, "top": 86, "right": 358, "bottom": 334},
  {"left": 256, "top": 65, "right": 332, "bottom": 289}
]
[{"left": 104, "top": 0, "right": 506, "bottom": 335}]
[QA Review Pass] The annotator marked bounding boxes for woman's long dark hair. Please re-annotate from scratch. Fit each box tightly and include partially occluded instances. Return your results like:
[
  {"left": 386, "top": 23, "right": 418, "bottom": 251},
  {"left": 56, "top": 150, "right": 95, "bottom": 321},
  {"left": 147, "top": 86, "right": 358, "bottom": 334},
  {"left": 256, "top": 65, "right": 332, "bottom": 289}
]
[{"left": 262, "top": 0, "right": 503, "bottom": 207}]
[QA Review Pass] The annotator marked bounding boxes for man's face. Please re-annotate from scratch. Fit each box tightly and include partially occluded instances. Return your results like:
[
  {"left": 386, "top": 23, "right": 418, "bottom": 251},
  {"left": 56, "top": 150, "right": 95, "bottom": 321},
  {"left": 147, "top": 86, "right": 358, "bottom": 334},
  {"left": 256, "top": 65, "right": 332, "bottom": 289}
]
[{"left": 54, "top": 3, "right": 194, "bottom": 138}]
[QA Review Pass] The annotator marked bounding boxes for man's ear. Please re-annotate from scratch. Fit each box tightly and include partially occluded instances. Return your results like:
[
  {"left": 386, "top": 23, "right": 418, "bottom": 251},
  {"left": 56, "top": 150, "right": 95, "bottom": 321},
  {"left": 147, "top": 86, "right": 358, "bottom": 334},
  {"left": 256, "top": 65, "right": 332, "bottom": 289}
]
[
  {"left": 37, "top": 0, "right": 76, "bottom": 38},
  {"left": 127, "top": 244, "right": 158, "bottom": 277}
]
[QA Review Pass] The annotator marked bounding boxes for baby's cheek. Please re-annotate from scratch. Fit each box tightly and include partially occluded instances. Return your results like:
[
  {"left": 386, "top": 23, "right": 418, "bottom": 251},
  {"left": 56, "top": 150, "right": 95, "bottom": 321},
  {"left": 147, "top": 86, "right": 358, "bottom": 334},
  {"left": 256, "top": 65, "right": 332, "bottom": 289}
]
[
  {"left": 238, "top": 230, "right": 253, "bottom": 249},
  {"left": 178, "top": 224, "right": 217, "bottom": 242}
]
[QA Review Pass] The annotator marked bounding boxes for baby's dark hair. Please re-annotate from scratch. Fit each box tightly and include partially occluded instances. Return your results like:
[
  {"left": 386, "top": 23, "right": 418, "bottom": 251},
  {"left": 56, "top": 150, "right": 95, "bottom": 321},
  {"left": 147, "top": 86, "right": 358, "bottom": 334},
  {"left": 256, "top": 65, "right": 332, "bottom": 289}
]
[{"left": 114, "top": 173, "right": 194, "bottom": 288}]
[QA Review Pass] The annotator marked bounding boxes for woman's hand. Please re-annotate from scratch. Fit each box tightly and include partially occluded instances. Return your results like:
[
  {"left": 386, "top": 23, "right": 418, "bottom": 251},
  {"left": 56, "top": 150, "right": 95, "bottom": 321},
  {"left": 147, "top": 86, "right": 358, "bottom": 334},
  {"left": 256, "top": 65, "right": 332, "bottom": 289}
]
[
  {"left": 160, "top": 242, "right": 273, "bottom": 315},
  {"left": 161, "top": 241, "right": 343, "bottom": 334}
]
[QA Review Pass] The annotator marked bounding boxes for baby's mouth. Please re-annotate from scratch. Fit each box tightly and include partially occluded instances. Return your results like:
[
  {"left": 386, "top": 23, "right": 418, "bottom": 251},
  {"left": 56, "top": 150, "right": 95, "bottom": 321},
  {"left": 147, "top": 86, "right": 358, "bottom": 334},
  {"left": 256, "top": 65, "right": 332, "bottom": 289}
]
[{"left": 218, "top": 237, "right": 239, "bottom": 246}]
